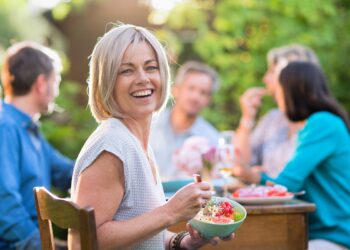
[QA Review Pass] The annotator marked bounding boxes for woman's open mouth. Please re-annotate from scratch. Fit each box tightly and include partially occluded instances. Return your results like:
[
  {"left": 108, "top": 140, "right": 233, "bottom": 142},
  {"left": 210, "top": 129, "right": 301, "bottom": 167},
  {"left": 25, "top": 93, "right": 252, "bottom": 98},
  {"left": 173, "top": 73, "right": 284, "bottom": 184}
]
[{"left": 131, "top": 89, "right": 154, "bottom": 98}]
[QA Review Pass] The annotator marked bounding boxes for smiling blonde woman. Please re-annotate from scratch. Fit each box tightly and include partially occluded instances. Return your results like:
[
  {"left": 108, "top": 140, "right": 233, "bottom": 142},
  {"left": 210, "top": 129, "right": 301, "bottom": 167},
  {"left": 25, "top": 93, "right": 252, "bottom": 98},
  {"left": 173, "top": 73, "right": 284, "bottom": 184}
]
[{"left": 69, "top": 24, "right": 234, "bottom": 249}]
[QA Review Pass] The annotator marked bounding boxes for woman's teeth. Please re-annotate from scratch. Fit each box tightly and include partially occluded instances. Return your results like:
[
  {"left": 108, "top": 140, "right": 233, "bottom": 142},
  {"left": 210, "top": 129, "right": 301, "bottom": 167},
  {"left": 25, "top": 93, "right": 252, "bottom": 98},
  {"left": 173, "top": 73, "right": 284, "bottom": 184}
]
[{"left": 132, "top": 90, "right": 152, "bottom": 97}]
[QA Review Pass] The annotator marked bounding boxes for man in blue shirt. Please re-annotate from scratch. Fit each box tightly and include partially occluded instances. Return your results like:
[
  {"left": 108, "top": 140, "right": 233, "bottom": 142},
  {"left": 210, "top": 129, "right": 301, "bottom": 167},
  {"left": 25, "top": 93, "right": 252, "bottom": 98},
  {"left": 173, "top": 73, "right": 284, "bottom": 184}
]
[
  {"left": 150, "top": 61, "right": 220, "bottom": 180},
  {"left": 0, "top": 41, "right": 74, "bottom": 249}
]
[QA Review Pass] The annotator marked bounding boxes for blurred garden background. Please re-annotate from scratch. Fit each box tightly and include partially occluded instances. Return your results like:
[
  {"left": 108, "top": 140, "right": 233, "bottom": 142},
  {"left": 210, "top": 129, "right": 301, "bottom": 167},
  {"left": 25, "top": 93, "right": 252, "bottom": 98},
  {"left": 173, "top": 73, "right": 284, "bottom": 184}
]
[{"left": 1, "top": 0, "right": 349, "bottom": 159}]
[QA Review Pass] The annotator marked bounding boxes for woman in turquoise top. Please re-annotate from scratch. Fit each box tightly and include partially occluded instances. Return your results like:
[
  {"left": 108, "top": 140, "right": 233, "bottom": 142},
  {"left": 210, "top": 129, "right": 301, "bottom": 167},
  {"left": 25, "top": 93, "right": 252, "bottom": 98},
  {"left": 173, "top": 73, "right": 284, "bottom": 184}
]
[{"left": 235, "top": 61, "right": 350, "bottom": 250}]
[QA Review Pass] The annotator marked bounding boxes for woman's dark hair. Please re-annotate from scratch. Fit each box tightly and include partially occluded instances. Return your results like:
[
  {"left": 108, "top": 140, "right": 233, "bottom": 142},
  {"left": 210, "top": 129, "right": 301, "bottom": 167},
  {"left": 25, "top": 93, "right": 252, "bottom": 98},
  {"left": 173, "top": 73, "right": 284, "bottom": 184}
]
[{"left": 279, "top": 61, "right": 350, "bottom": 132}]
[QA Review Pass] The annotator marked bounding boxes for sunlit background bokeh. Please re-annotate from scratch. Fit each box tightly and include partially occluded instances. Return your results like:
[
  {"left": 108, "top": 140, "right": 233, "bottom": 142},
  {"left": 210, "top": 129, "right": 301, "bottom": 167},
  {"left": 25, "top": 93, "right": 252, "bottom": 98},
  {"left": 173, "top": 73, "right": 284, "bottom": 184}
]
[{"left": 1, "top": 0, "right": 350, "bottom": 159}]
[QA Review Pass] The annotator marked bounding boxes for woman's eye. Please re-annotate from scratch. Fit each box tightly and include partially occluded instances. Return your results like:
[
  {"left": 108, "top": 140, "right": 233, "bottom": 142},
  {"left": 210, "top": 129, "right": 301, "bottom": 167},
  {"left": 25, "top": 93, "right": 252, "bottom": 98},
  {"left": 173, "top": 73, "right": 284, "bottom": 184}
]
[
  {"left": 147, "top": 66, "right": 159, "bottom": 71},
  {"left": 121, "top": 69, "right": 132, "bottom": 74}
]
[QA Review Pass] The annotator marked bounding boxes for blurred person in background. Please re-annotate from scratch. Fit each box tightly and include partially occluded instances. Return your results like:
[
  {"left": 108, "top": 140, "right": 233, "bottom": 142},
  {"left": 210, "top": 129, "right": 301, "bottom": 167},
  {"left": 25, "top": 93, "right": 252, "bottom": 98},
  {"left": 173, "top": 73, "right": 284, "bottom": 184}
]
[
  {"left": 150, "top": 61, "right": 220, "bottom": 180},
  {"left": 234, "top": 61, "right": 350, "bottom": 250},
  {"left": 69, "top": 24, "right": 233, "bottom": 249},
  {"left": 0, "top": 41, "right": 74, "bottom": 250},
  {"left": 235, "top": 44, "right": 321, "bottom": 177}
]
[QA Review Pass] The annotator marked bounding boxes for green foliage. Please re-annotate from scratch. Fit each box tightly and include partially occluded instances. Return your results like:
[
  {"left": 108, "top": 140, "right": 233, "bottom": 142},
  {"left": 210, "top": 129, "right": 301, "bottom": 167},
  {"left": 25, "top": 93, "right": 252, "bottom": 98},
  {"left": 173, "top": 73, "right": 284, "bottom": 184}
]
[
  {"left": 0, "top": 0, "right": 66, "bottom": 51},
  {"left": 51, "top": 0, "right": 92, "bottom": 20},
  {"left": 160, "top": 0, "right": 350, "bottom": 130},
  {"left": 41, "top": 81, "right": 96, "bottom": 159},
  {"left": 0, "top": 0, "right": 95, "bottom": 159}
]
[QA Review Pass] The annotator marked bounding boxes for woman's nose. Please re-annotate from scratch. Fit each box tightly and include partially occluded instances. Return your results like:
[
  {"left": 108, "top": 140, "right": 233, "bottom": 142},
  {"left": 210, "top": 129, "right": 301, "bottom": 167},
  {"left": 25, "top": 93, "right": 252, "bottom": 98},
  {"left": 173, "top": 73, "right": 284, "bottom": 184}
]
[
  {"left": 136, "top": 69, "right": 150, "bottom": 84},
  {"left": 262, "top": 72, "right": 269, "bottom": 85}
]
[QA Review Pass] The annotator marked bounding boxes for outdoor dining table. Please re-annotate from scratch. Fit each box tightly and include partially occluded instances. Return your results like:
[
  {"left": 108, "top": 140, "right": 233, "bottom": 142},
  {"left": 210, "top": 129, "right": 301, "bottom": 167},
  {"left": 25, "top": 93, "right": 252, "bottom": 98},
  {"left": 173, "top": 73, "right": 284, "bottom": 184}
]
[{"left": 168, "top": 199, "right": 316, "bottom": 250}]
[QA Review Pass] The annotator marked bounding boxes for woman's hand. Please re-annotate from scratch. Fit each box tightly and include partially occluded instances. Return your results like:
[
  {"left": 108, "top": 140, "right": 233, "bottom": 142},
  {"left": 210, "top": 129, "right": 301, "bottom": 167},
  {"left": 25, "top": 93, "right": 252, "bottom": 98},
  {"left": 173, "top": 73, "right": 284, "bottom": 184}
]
[
  {"left": 180, "top": 224, "right": 234, "bottom": 249},
  {"left": 233, "top": 164, "right": 262, "bottom": 184},
  {"left": 239, "top": 87, "right": 266, "bottom": 122},
  {"left": 164, "top": 181, "right": 212, "bottom": 224}
]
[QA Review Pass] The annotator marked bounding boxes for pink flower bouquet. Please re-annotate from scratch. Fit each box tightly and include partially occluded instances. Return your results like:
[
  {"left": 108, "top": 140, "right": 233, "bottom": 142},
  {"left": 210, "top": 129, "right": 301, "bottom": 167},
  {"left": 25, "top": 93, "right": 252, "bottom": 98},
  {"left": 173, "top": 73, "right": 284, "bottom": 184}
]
[{"left": 173, "top": 136, "right": 216, "bottom": 176}]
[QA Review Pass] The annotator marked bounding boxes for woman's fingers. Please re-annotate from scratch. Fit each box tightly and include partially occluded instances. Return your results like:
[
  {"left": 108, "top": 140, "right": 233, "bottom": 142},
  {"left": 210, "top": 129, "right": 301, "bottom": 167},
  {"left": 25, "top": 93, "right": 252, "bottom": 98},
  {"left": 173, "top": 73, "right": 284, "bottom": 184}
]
[
  {"left": 209, "top": 236, "right": 220, "bottom": 245},
  {"left": 201, "top": 190, "right": 213, "bottom": 200},
  {"left": 186, "top": 224, "right": 235, "bottom": 249},
  {"left": 168, "top": 182, "right": 214, "bottom": 222},
  {"left": 221, "top": 233, "right": 235, "bottom": 241},
  {"left": 186, "top": 223, "right": 202, "bottom": 240},
  {"left": 240, "top": 87, "right": 266, "bottom": 117},
  {"left": 195, "top": 181, "right": 211, "bottom": 190},
  {"left": 232, "top": 164, "right": 244, "bottom": 177}
]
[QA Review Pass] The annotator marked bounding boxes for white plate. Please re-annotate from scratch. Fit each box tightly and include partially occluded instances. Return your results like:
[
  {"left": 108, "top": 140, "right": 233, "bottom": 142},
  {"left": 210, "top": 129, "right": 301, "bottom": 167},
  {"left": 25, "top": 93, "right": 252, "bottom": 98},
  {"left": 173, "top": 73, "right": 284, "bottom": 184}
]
[{"left": 230, "top": 195, "right": 294, "bottom": 205}]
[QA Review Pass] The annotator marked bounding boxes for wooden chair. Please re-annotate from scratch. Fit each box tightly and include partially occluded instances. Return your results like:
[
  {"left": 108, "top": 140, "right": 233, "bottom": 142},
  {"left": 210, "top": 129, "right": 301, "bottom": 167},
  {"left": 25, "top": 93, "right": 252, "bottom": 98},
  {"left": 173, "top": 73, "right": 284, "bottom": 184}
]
[{"left": 33, "top": 187, "right": 98, "bottom": 250}]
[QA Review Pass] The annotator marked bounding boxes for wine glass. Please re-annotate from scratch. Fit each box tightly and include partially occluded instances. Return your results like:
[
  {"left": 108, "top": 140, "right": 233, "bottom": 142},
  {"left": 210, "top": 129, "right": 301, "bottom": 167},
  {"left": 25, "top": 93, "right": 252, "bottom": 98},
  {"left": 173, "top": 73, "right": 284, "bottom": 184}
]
[{"left": 215, "top": 131, "right": 235, "bottom": 197}]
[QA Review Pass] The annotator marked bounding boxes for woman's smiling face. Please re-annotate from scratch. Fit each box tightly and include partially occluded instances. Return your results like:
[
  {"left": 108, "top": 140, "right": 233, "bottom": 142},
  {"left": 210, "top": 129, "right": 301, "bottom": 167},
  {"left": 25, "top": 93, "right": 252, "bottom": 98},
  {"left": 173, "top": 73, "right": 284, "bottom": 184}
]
[{"left": 114, "top": 41, "right": 162, "bottom": 120}]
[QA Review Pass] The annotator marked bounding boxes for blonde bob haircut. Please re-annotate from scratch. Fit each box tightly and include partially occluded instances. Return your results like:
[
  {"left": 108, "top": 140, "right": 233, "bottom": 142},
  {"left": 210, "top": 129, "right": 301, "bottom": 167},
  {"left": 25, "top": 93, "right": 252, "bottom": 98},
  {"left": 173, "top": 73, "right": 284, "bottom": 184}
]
[{"left": 88, "top": 24, "right": 170, "bottom": 122}]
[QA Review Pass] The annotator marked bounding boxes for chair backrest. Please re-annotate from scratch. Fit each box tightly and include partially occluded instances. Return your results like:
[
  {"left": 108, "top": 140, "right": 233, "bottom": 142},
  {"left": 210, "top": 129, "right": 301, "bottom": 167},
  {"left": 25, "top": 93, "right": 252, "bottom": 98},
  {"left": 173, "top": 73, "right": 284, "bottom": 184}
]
[{"left": 33, "top": 187, "right": 98, "bottom": 250}]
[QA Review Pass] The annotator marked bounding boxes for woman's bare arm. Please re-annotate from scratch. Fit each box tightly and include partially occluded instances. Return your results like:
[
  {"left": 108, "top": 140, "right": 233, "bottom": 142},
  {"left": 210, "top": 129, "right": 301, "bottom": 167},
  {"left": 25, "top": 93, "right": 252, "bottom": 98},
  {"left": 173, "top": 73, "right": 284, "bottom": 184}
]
[{"left": 71, "top": 151, "right": 211, "bottom": 249}]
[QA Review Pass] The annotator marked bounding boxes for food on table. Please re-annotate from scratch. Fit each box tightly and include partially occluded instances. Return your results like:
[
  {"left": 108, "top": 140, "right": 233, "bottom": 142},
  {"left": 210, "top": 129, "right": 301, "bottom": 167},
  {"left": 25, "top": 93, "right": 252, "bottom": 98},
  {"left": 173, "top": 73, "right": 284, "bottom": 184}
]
[
  {"left": 190, "top": 197, "right": 247, "bottom": 238},
  {"left": 194, "top": 199, "right": 244, "bottom": 224},
  {"left": 232, "top": 184, "right": 293, "bottom": 198}
]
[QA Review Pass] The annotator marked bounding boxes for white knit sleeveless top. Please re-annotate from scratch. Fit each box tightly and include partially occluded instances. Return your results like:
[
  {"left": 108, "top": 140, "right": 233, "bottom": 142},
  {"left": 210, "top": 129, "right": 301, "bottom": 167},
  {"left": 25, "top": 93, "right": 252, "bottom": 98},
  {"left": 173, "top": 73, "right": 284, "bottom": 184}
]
[{"left": 71, "top": 118, "right": 166, "bottom": 249}]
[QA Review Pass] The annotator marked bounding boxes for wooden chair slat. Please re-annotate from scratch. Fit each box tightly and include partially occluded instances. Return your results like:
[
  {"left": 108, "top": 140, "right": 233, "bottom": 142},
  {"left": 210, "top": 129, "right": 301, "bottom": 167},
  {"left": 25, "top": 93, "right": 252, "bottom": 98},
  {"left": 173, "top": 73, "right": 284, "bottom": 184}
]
[{"left": 34, "top": 187, "right": 98, "bottom": 250}]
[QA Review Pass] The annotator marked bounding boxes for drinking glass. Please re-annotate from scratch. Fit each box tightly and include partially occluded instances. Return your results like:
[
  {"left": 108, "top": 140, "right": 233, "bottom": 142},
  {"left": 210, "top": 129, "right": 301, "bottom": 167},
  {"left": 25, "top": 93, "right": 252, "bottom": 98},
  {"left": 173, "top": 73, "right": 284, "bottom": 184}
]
[{"left": 215, "top": 131, "right": 235, "bottom": 197}]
